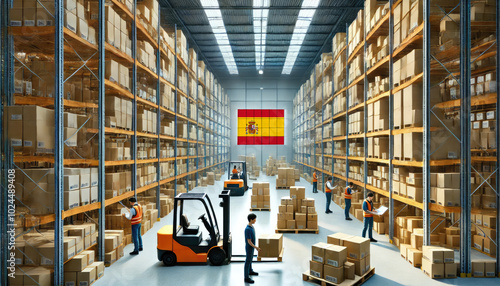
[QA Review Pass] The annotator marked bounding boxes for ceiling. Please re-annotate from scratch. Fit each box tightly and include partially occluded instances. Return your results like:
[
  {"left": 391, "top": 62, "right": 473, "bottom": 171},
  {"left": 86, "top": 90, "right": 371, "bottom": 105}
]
[{"left": 159, "top": 0, "right": 363, "bottom": 80}]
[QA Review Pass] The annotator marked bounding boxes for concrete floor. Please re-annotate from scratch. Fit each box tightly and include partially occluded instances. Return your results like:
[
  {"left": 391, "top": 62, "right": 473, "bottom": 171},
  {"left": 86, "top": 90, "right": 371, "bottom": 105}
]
[{"left": 95, "top": 174, "right": 500, "bottom": 286}]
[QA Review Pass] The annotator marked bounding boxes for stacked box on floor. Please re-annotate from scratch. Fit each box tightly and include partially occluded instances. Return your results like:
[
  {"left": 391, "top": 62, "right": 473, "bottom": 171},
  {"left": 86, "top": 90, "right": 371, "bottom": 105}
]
[
  {"left": 309, "top": 242, "right": 348, "bottom": 283},
  {"left": 251, "top": 182, "right": 271, "bottom": 209},
  {"left": 277, "top": 187, "right": 317, "bottom": 230},
  {"left": 327, "top": 233, "right": 371, "bottom": 276},
  {"left": 276, "top": 167, "right": 296, "bottom": 188}
]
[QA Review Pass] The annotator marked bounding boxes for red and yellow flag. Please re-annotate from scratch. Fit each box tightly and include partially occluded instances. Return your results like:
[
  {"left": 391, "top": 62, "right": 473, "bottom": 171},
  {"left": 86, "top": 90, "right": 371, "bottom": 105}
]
[{"left": 237, "top": 109, "right": 284, "bottom": 145}]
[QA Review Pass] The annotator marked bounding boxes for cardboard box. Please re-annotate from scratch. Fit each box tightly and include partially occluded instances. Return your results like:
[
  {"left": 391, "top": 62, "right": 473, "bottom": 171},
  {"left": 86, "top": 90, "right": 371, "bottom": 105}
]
[
  {"left": 78, "top": 266, "right": 96, "bottom": 286},
  {"left": 89, "top": 261, "right": 105, "bottom": 279},
  {"left": 422, "top": 258, "right": 444, "bottom": 279},
  {"left": 324, "top": 244, "right": 347, "bottom": 268},
  {"left": 343, "top": 236, "right": 370, "bottom": 260},
  {"left": 407, "top": 248, "right": 422, "bottom": 267},
  {"left": 65, "top": 254, "right": 87, "bottom": 271},
  {"left": 258, "top": 234, "right": 283, "bottom": 257},
  {"left": 348, "top": 257, "right": 366, "bottom": 276},
  {"left": 324, "top": 264, "right": 344, "bottom": 284},
  {"left": 312, "top": 242, "right": 329, "bottom": 263},
  {"left": 105, "top": 235, "right": 118, "bottom": 252},
  {"left": 327, "top": 233, "right": 353, "bottom": 246},
  {"left": 309, "top": 260, "right": 323, "bottom": 278},
  {"left": 286, "top": 220, "right": 295, "bottom": 229},
  {"left": 472, "top": 260, "right": 485, "bottom": 277},
  {"left": 344, "top": 261, "right": 355, "bottom": 280},
  {"left": 422, "top": 246, "right": 443, "bottom": 263}
]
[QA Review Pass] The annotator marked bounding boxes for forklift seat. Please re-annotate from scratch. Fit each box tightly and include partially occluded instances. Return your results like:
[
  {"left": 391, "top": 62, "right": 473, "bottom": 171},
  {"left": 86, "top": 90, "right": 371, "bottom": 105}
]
[
  {"left": 176, "top": 228, "right": 202, "bottom": 246},
  {"left": 180, "top": 214, "right": 199, "bottom": 235}
]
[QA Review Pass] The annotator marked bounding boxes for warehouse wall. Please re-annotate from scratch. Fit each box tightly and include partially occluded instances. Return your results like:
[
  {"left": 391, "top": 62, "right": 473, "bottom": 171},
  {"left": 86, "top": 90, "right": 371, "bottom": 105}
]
[{"left": 224, "top": 79, "right": 300, "bottom": 167}]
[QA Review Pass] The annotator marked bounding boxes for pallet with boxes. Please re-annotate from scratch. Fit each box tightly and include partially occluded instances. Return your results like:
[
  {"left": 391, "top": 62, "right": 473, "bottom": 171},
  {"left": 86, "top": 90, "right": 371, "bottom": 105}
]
[
  {"left": 276, "top": 167, "right": 297, "bottom": 188},
  {"left": 250, "top": 182, "right": 271, "bottom": 210},
  {"left": 276, "top": 187, "right": 318, "bottom": 233},
  {"left": 305, "top": 233, "right": 374, "bottom": 285}
]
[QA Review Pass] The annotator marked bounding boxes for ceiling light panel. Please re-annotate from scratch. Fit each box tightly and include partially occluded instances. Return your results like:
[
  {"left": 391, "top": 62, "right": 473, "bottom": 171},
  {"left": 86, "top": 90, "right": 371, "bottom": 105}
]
[
  {"left": 253, "top": 0, "right": 270, "bottom": 70},
  {"left": 281, "top": 0, "right": 320, "bottom": 74},
  {"left": 200, "top": 0, "right": 238, "bottom": 74}
]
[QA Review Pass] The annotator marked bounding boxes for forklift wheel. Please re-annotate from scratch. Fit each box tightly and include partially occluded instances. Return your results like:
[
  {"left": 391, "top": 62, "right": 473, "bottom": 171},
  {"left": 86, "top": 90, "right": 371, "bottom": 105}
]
[
  {"left": 208, "top": 247, "right": 226, "bottom": 266},
  {"left": 162, "top": 251, "right": 177, "bottom": 266}
]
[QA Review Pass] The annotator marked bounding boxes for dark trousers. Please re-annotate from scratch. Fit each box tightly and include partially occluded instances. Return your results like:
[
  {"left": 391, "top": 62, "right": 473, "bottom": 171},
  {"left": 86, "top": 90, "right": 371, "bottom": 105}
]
[
  {"left": 325, "top": 192, "right": 332, "bottom": 211},
  {"left": 131, "top": 223, "right": 143, "bottom": 252},
  {"left": 244, "top": 247, "right": 254, "bottom": 279},
  {"left": 362, "top": 217, "right": 374, "bottom": 239},
  {"left": 312, "top": 182, "right": 317, "bottom": 193},
  {"left": 345, "top": 199, "right": 351, "bottom": 218}
]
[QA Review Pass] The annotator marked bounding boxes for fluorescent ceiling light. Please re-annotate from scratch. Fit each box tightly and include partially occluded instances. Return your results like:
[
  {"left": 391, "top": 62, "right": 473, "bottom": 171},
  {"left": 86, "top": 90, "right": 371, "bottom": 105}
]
[
  {"left": 281, "top": 0, "right": 320, "bottom": 74},
  {"left": 254, "top": 0, "right": 269, "bottom": 71},
  {"left": 200, "top": 0, "right": 238, "bottom": 74}
]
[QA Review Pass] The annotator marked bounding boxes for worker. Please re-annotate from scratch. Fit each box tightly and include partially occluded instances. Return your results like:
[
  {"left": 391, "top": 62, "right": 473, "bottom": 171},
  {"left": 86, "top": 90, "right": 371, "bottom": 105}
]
[
  {"left": 244, "top": 213, "right": 260, "bottom": 284},
  {"left": 232, "top": 165, "right": 239, "bottom": 179},
  {"left": 344, "top": 182, "right": 356, "bottom": 221},
  {"left": 362, "top": 192, "right": 379, "bottom": 242},
  {"left": 324, "top": 177, "right": 334, "bottom": 214},
  {"left": 312, "top": 171, "right": 318, "bottom": 193},
  {"left": 122, "top": 197, "right": 143, "bottom": 255}
]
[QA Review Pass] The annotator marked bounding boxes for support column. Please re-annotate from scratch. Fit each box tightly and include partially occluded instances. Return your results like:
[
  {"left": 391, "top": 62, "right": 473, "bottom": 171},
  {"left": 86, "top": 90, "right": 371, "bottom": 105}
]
[{"left": 422, "top": 0, "right": 431, "bottom": 247}]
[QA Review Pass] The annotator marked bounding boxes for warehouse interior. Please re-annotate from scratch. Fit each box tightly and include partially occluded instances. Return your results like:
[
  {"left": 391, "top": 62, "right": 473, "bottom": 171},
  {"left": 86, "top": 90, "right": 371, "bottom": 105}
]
[{"left": 1, "top": 0, "right": 500, "bottom": 285}]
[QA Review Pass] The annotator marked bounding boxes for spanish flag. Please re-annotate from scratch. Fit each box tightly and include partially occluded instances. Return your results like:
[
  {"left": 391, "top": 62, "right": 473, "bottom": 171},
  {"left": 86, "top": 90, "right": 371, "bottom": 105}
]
[{"left": 237, "top": 109, "right": 284, "bottom": 145}]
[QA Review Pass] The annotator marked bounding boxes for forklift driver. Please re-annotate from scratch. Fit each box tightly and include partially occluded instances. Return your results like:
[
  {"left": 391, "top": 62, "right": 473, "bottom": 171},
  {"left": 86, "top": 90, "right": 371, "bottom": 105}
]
[{"left": 232, "top": 165, "right": 239, "bottom": 179}]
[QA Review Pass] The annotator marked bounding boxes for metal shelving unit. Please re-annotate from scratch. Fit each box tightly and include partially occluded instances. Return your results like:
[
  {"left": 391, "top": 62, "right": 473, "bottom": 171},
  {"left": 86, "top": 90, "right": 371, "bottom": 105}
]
[
  {"left": 0, "top": 1, "right": 230, "bottom": 285},
  {"left": 293, "top": 0, "right": 500, "bottom": 277}
]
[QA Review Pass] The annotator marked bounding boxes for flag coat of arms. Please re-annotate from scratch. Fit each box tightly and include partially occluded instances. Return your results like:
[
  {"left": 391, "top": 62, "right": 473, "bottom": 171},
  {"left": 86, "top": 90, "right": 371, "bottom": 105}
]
[{"left": 237, "top": 109, "right": 284, "bottom": 145}]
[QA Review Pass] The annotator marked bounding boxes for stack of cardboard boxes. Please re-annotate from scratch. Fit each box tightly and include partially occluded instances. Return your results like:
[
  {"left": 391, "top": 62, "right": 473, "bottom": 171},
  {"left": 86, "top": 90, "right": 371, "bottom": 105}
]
[
  {"left": 421, "top": 246, "right": 457, "bottom": 279},
  {"left": 366, "top": 36, "right": 389, "bottom": 69},
  {"left": 105, "top": 171, "right": 132, "bottom": 199},
  {"left": 472, "top": 214, "right": 497, "bottom": 255},
  {"left": 206, "top": 172, "right": 215, "bottom": 185},
  {"left": 276, "top": 168, "right": 296, "bottom": 188},
  {"left": 64, "top": 252, "right": 105, "bottom": 286},
  {"left": 250, "top": 182, "right": 271, "bottom": 210},
  {"left": 277, "top": 187, "right": 317, "bottom": 230},
  {"left": 364, "top": 0, "right": 390, "bottom": 33},
  {"left": 309, "top": 233, "right": 371, "bottom": 283},
  {"left": 348, "top": 111, "right": 364, "bottom": 134},
  {"left": 393, "top": 0, "right": 424, "bottom": 48},
  {"left": 471, "top": 110, "right": 496, "bottom": 149},
  {"left": 103, "top": 230, "right": 124, "bottom": 266},
  {"left": 348, "top": 10, "right": 364, "bottom": 56},
  {"left": 137, "top": 0, "right": 159, "bottom": 39},
  {"left": 471, "top": 260, "right": 497, "bottom": 278},
  {"left": 104, "top": 2, "right": 133, "bottom": 56},
  {"left": 137, "top": 108, "right": 158, "bottom": 134},
  {"left": 105, "top": 95, "right": 133, "bottom": 130}
]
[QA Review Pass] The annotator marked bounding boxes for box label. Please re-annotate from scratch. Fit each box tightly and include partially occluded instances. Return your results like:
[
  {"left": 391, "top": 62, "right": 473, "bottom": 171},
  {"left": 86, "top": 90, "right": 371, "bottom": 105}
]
[
  {"left": 486, "top": 272, "right": 495, "bottom": 277},
  {"left": 65, "top": 282, "right": 75, "bottom": 286},
  {"left": 327, "top": 259, "right": 339, "bottom": 267},
  {"left": 310, "top": 270, "right": 321, "bottom": 278},
  {"left": 11, "top": 139, "right": 22, "bottom": 146},
  {"left": 325, "top": 275, "right": 337, "bottom": 283},
  {"left": 312, "top": 255, "right": 323, "bottom": 263},
  {"left": 41, "top": 256, "right": 53, "bottom": 265}
]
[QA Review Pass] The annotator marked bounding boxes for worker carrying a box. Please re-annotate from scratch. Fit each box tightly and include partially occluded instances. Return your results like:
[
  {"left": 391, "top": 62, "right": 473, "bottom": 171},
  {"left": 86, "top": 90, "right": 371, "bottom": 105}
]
[
  {"left": 312, "top": 171, "right": 318, "bottom": 193},
  {"left": 245, "top": 213, "right": 261, "bottom": 284},
  {"left": 325, "top": 177, "right": 334, "bottom": 214},
  {"left": 362, "top": 193, "right": 379, "bottom": 243},
  {"left": 345, "top": 182, "right": 357, "bottom": 221},
  {"left": 122, "top": 197, "right": 143, "bottom": 255}
]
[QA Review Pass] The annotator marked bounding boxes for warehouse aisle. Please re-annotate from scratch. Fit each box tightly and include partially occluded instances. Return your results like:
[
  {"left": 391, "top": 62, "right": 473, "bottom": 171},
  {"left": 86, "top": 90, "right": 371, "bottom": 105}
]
[{"left": 94, "top": 175, "right": 500, "bottom": 286}]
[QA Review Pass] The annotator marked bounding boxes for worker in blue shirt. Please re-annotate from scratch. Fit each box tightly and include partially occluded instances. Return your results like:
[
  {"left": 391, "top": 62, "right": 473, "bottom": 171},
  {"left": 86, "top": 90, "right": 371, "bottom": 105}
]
[
  {"left": 362, "top": 193, "right": 379, "bottom": 242},
  {"left": 244, "top": 213, "right": 261, "bottom": 284}
]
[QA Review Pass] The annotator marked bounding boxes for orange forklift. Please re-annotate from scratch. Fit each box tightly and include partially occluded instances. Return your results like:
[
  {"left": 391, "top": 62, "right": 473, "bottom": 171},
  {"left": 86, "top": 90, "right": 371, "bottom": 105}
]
[{"left": 157, "top": 190, "right": 232, "bottom": 266}]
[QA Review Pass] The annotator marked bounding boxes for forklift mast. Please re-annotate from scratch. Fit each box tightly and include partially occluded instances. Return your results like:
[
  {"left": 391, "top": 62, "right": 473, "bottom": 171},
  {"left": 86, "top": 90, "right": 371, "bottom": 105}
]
[{"left": 219, "top": 190, "right": 231, "bottom": 258}]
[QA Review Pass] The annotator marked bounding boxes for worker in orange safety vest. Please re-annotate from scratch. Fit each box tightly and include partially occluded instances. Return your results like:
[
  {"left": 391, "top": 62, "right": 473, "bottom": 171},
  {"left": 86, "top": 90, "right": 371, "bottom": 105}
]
[{"left": 123, "top": 197, "right": 143, "bottom": 255}]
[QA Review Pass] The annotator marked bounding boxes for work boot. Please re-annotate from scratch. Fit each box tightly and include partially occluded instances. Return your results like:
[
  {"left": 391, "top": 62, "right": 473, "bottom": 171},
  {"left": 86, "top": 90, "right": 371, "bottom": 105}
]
[
  {"left": 139, "top": 248, "right": 143, "bottom": 251},
  {"left": 130, "top": 251, "right": 139, "bottom": 255},
  {"left": 244, "top": 278, "right": 255, "bottom": 284},
  {"left": 250, "top": 271, "right": 259, "bottom": 276},
  {"left": 370, "top": 238, "right": 378, "bottom": 243},
  {"left": 346, "top": 217, "right": 352, "bottom": 221}
]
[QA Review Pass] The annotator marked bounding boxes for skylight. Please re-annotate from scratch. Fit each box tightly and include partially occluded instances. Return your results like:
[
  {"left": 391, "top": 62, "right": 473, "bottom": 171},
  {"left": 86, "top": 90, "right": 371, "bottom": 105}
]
[
  {"left": 200, "top": 0, "right": 238, "bottom": 74},
  {"left": 282, "top": 0, "right": 320, "bottom": 74},
  {"left": 253, "top": 0, "right": 269, "bottom": 71}
]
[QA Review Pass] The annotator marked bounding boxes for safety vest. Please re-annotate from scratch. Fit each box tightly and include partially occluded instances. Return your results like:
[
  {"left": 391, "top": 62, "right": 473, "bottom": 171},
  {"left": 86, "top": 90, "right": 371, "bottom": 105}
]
[
  {"left": 344, "top": 187, "right": 352, "bottom": 200},
  {"left": 131, "top": 204, "right": 143, "bottom": 225},
  {"left": 325, "top": 182, "right": 332, "bottom": 193},
  {"left": 232, "top": 169, "right": 238, "bottom": 174},
  {"left": 313, "top": 173, "right": 318, "bottom": 182},
  {"left": 363, "top": 200, "right": 373, "bottom": 218}
]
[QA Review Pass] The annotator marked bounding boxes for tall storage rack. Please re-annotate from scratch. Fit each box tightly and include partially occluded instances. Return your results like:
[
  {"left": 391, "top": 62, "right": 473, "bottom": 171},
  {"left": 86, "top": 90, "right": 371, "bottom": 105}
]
[
  {"left": 294, "top": 0, "right": 500, "bottom": 277},
  {"left": 0, "top": 1, "right": 230, "bottom": 285}
]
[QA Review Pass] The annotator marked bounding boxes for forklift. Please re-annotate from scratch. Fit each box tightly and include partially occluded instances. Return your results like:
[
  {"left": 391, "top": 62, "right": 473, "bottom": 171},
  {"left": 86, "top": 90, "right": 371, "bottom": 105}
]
[
  {"left": 224, "top": 161, "right": 248, "bottom": 196},
  {"left": 157, "top": 190, "right": 232, "bottom": 266}
]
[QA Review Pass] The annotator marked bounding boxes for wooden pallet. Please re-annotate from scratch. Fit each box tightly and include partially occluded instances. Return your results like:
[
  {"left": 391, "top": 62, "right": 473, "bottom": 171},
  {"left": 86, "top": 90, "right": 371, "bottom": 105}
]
[
  {"left": 249, "top": 208, "right": 271, "bottom": 212},
  {"left": 303, "top": 267, "right": 375, "bottom": 286},
  {"left": 472, "top": 247, "right": 496, "bottom": 258},
  {"left": 275, "top": 228, "right": 319, "bottom": 234},
  {"left": 257, "top": 248, "right": 284, "bottom": 262}
]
